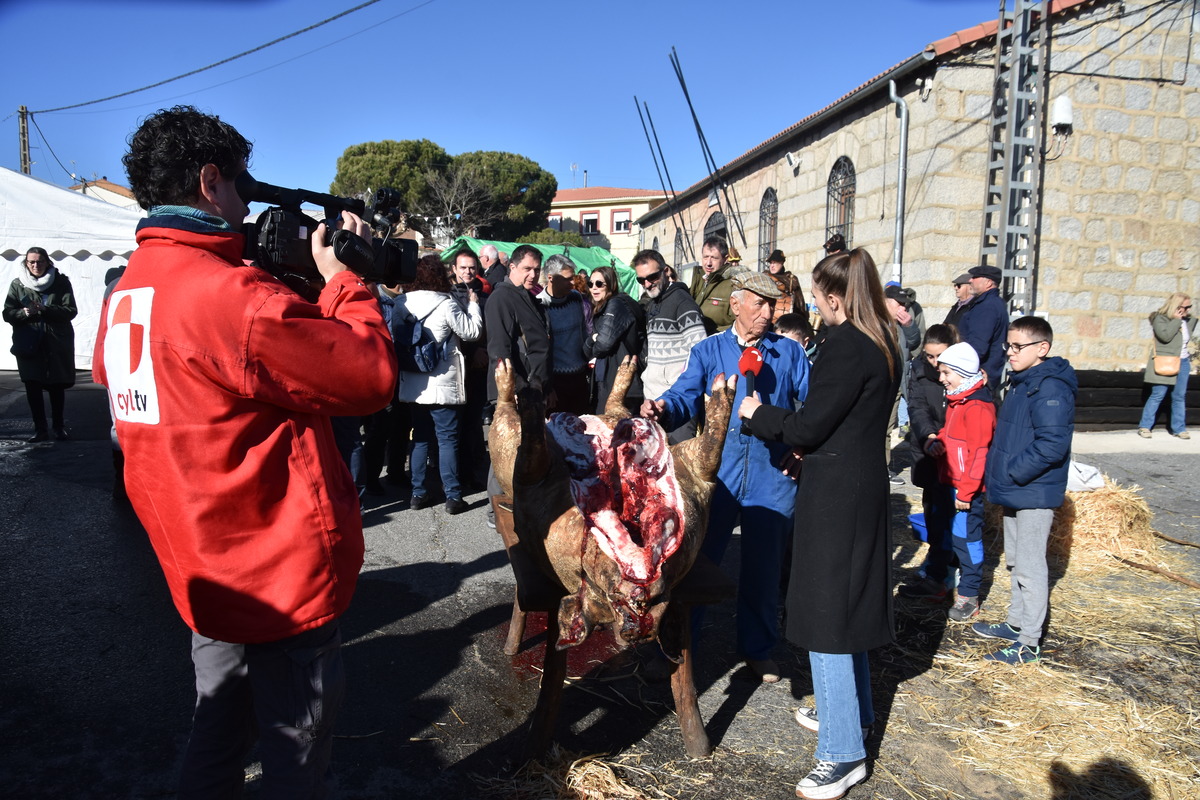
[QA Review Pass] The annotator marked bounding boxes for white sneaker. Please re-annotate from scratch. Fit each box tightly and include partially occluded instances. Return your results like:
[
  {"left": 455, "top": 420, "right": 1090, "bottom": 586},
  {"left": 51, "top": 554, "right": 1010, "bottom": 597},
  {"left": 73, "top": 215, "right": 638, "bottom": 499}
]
[{"left": 793, "top": 707, "right": 871, "bottom": 740}]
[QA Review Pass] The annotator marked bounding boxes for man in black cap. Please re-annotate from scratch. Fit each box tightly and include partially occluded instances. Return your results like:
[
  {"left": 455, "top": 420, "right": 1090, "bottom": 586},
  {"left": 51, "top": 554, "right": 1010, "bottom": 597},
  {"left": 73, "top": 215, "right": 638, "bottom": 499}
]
[
  {"left": 944, "top": 273, "right": 973, "bottom": 327},
  {"left": 959, "top": 265, "right": 1009, "bottom": 390}
]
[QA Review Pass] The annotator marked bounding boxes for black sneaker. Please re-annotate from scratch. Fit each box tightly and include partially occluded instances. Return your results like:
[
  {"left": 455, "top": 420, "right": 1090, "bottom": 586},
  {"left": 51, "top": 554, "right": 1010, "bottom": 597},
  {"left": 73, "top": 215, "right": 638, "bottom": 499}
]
[
  {"left": 53, "top": 427, "right": 70, "bottom": 441},
  {"left": 897, "top": 576, "right": 949, "bottom": 601},
  {"left": 28, "top": 430, "right": 49, "bottom": 443},
  {"left": 795, "top": 759, "right": 867, "bottom": 799},
  {"left": 444, "top": 497, "right": 468, "bottom": 515},
  {"left": 411, "top": 495, "right": 433, "bottom": 510}
]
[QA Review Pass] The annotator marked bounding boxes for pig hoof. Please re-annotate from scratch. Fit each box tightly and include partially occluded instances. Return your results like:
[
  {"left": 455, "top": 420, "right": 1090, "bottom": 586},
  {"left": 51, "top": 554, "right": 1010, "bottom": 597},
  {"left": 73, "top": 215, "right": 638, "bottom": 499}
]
[{"left": 495, "top": 359, "right": 515, "bottom": 403}]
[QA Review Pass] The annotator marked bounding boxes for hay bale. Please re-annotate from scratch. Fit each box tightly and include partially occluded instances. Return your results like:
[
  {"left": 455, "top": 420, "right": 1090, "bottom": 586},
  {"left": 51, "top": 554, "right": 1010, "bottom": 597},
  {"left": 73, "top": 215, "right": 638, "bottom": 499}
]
[{"left": 985, "top": 476, "right": 1159, "bottom": 574}]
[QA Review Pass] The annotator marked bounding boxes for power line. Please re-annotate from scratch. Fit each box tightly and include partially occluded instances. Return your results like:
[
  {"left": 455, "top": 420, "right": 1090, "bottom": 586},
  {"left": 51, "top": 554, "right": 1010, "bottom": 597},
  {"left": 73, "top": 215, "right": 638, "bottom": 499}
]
[
  {"left": 28, "top": 114, "right": 74, "bottom": 181},
  {"left": 30, "top": 0, "right": 393, "bottom": 114}
]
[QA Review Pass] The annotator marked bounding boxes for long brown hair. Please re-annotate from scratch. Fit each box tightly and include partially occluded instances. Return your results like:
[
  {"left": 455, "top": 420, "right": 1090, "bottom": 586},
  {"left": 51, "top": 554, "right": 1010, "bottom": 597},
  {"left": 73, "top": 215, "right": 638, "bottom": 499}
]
[
  {"left": 590, "top": 266, "right": 618, "bottom": 314},
  {"left": 812, "top": 248, "right": 899, "bottom": 377}
]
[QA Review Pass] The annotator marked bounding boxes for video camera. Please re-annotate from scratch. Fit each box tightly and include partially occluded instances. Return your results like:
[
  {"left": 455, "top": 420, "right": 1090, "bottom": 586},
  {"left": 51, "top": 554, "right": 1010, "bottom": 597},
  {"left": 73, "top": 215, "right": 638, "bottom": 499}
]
[{"left": 236, "top": 172, "right": 418, "bottom": 299}]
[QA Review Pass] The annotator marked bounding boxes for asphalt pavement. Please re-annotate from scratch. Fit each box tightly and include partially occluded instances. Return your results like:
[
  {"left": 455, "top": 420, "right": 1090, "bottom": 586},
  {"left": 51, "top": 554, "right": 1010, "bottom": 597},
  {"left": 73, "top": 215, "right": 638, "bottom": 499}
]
[{"left": 1, "top": 371, "right": 1196, "bottom": 799}]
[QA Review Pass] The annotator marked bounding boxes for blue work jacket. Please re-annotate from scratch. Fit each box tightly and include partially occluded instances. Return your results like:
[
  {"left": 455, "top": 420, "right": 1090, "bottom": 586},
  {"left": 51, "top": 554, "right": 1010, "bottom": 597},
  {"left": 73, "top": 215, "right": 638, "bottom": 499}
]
[{"left": 657, "top": 329, "right": 810, "bottom": 515}]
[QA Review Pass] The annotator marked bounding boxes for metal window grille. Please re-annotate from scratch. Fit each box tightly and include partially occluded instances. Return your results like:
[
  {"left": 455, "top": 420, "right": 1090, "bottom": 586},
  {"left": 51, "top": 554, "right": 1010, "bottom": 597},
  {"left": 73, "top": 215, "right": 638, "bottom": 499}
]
[
  {"left": 652, "top": 236, "right": 659, "bottom": 252},
  {"left": 758, "top": 188, "right": 778, "bottom": 270},
  {"left": 825, "top": 157, "right": 856, "bottom": 246},
  {"left": 673, "top": 229, "right": 684, "bottom": 268},
  {"left": 703, "top": 211, "right": 726, "bottom": 244}
]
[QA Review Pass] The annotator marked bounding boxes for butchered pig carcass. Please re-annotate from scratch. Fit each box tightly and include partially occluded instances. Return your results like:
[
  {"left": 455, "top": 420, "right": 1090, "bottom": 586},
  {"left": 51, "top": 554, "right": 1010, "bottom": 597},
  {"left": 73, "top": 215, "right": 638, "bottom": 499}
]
[{"left": 489, "top": 357, "right": 736, "bottom": 653}]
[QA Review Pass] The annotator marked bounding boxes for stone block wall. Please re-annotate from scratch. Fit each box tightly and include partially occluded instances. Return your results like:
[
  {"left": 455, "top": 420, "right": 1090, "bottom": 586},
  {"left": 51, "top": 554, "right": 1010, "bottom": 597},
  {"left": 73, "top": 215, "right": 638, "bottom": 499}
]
[{"left": 641, "top": 0, "right": 1198, "bottom": 371}]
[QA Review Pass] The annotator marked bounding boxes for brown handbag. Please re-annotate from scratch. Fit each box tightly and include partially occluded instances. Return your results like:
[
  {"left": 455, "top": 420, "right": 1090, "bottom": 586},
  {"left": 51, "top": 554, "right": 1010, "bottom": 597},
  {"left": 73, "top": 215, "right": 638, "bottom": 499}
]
[{"left": 1153, "top": 355, "right": 1181, "bottom": 377}]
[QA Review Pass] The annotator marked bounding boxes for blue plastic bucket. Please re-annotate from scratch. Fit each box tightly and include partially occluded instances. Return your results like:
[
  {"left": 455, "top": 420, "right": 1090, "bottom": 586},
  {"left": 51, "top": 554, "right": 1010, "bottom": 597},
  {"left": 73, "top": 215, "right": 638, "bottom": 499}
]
[{"left": 908, "top": 513, "right": 928, "bottom": 543}]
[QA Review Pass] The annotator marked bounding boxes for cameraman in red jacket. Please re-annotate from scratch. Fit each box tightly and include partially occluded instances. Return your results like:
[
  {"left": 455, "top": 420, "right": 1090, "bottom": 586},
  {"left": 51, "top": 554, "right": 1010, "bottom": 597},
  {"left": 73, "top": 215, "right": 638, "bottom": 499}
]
[{"left": 93, "top": 106, "right": 397, "bottom": 799}]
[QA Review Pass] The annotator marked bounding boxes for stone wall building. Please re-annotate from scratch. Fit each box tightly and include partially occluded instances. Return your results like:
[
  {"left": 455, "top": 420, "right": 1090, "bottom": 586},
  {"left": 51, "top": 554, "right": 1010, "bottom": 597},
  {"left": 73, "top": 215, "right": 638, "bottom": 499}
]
[{"left": 637, "top": 0, "right": 1198, "bottom": 371}]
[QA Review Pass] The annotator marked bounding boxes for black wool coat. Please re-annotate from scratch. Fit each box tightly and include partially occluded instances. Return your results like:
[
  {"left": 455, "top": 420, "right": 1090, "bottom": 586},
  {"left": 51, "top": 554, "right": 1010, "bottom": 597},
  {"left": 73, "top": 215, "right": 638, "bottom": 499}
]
[
  {"left": 4, "top": 271, "right": 77, "bottom": 386},
  {"left": 748, "top": 321, "right": 900, "bottom": 654}
]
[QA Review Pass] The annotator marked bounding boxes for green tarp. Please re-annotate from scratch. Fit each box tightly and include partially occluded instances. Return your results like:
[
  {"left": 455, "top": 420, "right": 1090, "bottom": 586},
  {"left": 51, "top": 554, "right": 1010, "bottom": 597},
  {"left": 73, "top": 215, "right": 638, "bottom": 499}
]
[{"left": 439, "top": 236, "right": 640, "bottom": 299}]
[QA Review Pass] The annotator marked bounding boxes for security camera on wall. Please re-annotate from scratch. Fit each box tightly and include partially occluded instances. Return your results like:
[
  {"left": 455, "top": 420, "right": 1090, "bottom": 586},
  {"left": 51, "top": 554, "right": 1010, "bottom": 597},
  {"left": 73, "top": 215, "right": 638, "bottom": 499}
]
[{"left": 785, "top": 151, "right": 800, "bottom": 169}]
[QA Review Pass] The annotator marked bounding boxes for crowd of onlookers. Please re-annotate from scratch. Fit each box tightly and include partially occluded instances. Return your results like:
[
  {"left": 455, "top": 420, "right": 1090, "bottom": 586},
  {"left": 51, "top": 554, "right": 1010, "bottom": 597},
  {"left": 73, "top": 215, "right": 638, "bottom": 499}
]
[{"left": 68, "top": 105, "right": 1194, "bottom": 800}]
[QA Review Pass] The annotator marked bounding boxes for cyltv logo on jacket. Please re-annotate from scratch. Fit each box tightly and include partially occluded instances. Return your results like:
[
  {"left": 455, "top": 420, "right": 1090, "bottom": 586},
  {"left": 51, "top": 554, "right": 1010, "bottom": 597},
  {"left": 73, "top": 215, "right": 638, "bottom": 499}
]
[{"left": 104, "top": 288, "right": 159, "bottom": 424}]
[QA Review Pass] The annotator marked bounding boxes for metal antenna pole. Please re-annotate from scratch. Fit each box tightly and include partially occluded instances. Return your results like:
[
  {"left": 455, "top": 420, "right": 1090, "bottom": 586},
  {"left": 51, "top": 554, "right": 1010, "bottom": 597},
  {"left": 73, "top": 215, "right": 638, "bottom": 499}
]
[
  {"left": 640, "top": 99, "right": 697, "bottom": 264},
  {"left": 669, "top": 47, "right": 747, "bottom": 249}
]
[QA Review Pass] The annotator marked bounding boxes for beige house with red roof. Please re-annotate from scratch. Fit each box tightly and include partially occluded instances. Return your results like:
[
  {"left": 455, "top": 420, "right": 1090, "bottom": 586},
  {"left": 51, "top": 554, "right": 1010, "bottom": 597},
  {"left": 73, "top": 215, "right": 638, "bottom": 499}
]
[
  {"left": 550, "top": 187, "right": 670, "bottom": 264},
  {"left": 68, "top": 178, "right": 141, "bottom": 212},
  {"left": 638, "top": 0, "right": 1198, "bottom": 375}
]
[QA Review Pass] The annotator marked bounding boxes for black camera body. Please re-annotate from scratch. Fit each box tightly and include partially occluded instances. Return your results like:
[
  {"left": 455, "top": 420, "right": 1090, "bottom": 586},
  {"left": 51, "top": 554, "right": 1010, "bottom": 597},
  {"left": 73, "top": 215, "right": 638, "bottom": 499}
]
[{"left": 237, "top": 174, "right": 418, "bottom": 299}]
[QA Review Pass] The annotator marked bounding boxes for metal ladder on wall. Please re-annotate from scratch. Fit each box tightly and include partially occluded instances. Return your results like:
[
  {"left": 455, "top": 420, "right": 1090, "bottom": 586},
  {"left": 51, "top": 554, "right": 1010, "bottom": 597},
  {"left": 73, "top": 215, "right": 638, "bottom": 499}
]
[{"left": 978, "top": 0, "right": 1049, "bottom": 316}]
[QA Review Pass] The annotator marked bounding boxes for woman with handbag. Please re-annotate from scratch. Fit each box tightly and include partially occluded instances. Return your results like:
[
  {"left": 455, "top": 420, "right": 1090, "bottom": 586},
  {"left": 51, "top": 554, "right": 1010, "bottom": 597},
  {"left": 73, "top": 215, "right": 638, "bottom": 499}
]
[
  {"left": 1138, "top": 292, "right": 1195, "bottom": 439},
  {"left": 4, "top": 247, "right": 77, "bottom": 442}
]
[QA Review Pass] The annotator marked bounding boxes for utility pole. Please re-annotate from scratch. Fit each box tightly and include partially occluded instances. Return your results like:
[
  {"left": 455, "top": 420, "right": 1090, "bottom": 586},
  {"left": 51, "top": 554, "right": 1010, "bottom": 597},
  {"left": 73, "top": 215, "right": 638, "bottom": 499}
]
[{"left": 18, "top": 106, "right": 31, "bottom": 174}]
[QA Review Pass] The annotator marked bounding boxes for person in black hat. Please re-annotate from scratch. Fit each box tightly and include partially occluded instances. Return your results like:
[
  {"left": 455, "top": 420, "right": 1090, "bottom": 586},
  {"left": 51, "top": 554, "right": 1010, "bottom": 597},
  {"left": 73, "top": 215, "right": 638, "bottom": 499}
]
[
  {"left": 766, "top": 249, "right": 805, "bottom": 324},
  {"left": 944, "top": 273, "right": 973, "bottom": 327},
  {"left": 959, "top": 265, "right": 1008, "bottom": 391},
  {"left": 823, "top": 233, "right": 847, "bottom": 256}
]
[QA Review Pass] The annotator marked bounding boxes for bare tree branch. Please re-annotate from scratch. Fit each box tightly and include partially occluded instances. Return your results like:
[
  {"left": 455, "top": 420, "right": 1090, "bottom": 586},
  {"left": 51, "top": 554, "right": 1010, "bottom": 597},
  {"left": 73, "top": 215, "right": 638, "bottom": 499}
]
[{"left": 420, "top": 165, "right": 500, "bottom": 245}]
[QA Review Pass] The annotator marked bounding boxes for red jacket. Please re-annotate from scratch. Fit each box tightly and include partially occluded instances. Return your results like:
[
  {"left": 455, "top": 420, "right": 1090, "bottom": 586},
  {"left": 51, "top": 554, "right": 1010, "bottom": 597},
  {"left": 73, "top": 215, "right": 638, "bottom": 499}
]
[
  {"left": 936, "top": 381, "right": 995, "bottom": 503},
  {"left": 93, "top": 217, "right": 397, "bottom": 643}
]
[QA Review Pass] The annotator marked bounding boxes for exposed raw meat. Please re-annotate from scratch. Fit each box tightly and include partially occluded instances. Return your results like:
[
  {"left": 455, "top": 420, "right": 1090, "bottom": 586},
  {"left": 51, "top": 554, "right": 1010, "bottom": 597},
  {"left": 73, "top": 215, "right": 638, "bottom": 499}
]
[{"left": 489, "top": 357, "right": 736, "bottom": 650}]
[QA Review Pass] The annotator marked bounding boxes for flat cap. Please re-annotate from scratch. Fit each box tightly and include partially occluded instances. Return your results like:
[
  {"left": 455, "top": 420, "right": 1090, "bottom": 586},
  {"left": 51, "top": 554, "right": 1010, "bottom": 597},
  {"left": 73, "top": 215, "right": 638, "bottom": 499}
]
[
  {"left": 730, "top": 269, "right": 782, "bottom": 299},
  {"left": 953, "top": 273, "right": 972, "bottom": 285},
  {"left": 968, "top": 265, "right": 1002, "bottom": 283}
]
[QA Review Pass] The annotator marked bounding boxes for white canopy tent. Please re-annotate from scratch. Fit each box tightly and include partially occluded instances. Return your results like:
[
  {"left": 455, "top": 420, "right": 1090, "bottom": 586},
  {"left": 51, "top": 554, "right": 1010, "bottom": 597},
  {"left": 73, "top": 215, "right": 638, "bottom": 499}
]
[{"left": 1, "top": 167, "right": 143, "bottom": 371}]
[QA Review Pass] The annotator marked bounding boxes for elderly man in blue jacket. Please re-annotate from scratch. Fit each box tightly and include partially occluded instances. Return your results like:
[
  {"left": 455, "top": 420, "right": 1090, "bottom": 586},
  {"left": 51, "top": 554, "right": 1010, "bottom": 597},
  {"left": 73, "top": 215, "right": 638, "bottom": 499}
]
[
  {"left": 959, "top": 264, "right": 1009, "bottom": 391},
  {"left": 641, "top": 271, "right": 810, "bottom": 682}
]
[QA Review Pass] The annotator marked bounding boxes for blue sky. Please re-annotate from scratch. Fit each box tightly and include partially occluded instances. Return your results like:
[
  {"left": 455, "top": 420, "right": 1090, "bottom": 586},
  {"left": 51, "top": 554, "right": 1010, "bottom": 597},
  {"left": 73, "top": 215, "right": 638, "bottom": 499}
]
[{"left": 2, "top": 0, "right": 999, "bottom": 202}]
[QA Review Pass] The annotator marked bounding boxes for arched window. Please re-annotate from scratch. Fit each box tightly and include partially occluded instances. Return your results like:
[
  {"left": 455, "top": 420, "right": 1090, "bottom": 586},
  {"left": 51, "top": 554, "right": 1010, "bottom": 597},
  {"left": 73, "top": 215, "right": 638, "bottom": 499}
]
[
  {"left": 703, "top": 211, "right": 726, "bottom": 244},
  {"left": 651, "top": 235, "right": 659, "bottom": 252},
  {"left": 825, "top": 156, "right": 856, "bottom": 246},
  {"left": 673, "top": 229, "right": 684, "bottom": 268},
  {"left": 758, "top": 188, "right": 778, "bottom": 270}
]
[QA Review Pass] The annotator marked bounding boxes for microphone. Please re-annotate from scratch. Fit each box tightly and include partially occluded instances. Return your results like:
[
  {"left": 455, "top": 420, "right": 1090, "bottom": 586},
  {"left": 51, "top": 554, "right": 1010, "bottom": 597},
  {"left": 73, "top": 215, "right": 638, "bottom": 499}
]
[{"left": 738, "top": 347, "right": 763, "bottom": 436}]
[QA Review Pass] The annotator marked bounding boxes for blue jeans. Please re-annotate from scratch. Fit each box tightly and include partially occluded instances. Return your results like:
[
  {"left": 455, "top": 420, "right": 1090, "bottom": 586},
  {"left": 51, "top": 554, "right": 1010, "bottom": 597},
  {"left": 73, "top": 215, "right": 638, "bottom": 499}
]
[
  {"left": 411, "top": 404, "right": 462, "bottom": 501},
  {"left": 809, "top": 650, "right": 873, "bottom": 763},
  {"left": 1139, "top": 357, "right": 1190, "bottom": 434},
  {"left": 697, "top": 482, "right": 791, "bottom": 660}
]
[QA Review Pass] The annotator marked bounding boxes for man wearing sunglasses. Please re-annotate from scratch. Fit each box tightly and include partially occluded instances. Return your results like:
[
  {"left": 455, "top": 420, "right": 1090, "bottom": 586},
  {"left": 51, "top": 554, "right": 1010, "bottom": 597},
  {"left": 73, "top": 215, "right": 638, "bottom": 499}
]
[
  {"left": 633, "top": 250, "right": 707, "bottom": 440},
  {"left": 958, "top": 264, "right": 1009, "bottom": 391}
]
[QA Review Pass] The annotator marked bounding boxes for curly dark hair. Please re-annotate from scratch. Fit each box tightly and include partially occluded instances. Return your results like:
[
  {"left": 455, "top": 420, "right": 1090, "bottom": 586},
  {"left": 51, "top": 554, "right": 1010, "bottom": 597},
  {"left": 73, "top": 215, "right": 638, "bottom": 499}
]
[
  {"left": 123, "top": 105, "right": 252, "bottom": 210},
  {"left": 409, "top": 254, "right": 453, "bottom": 293}
]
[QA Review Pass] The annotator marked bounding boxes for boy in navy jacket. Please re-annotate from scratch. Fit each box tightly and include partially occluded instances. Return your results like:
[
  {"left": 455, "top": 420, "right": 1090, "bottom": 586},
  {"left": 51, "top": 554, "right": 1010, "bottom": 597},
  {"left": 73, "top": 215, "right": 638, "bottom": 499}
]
[{"left": 974, "top": 317, "right": 1077, "bottom": 664}]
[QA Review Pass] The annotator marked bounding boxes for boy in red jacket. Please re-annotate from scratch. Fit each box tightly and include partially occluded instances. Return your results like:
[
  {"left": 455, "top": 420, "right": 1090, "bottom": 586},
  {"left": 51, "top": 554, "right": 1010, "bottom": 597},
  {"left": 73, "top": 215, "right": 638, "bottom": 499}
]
[{"left": 935, "top": 342, "right": 997, "bottom": 622}]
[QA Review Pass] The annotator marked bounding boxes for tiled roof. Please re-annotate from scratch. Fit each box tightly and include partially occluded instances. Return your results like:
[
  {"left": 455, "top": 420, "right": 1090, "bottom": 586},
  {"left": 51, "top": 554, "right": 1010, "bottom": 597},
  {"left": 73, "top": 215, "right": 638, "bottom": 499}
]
[
  {"left": 641, "top": 0, "right": 1100, "bottom": 223},
  {"left": 553, "top": 186, "right": 669, "bottom": 204},
  {"left": 68, "top": 178, "right": 134, "bottom": 198}
]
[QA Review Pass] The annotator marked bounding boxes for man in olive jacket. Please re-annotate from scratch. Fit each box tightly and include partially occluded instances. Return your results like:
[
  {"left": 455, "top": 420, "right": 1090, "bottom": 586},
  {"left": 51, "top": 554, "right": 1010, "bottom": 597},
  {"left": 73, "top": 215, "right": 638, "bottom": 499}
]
[{"left": 689, "top": 236, "right": 737, "bottom": 335}]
